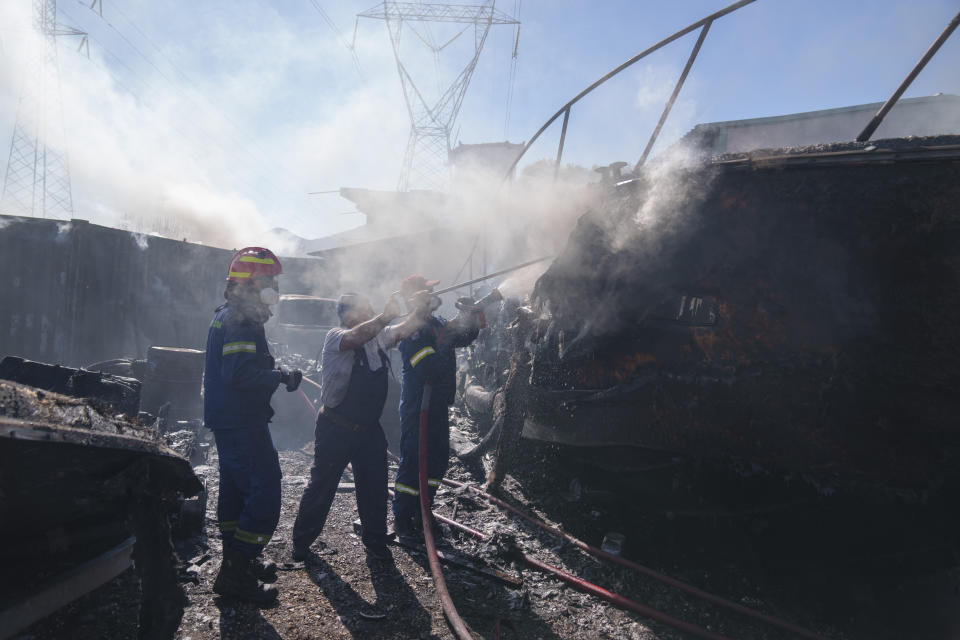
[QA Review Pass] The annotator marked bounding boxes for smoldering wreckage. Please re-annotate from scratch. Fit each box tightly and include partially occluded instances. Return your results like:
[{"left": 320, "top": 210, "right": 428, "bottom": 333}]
[{"left": 4, "top": 11, "right": 960, "bottom": 640}]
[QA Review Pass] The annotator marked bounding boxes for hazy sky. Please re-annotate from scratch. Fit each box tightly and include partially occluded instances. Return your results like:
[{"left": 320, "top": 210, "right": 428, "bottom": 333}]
[{"left": 0, "top": 0, "right": 957, "bottom": 246}]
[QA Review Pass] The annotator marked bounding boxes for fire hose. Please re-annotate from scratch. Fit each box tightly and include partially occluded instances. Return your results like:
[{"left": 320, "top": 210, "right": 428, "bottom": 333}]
[
  {"left": 439, "top": 476, "right": 826, "bottom": 640},
  {"left": 414, "top": 474, "right": 733, "bottom": 640},
  {"left": 297, "top": 346, "right": 818, "bottom": 636},
  {"left": 296, "top": 387, "right": 318, "bottom": 420},
  {"left": 387, "top": 255, "right": 553, "bottom": 318},
  {"left": 395, "top": 418, "right": 733, "bottom": 639},
  {"left": 314, "top": 406, "right": 810, "bottom": 638},
  {"left": 389, "top": 482, "right": 736, "bottom": 640},
  {"left": 417, "top": 384, "right": 475, "bottom": 640},
  {"left": 429, "top": 256, "right": 552, "bottom": 297}
]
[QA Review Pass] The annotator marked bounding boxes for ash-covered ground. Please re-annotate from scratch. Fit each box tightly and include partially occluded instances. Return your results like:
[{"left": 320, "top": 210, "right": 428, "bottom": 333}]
[{"left": 15, "top": 407, "right": 960, "bottom": 640}]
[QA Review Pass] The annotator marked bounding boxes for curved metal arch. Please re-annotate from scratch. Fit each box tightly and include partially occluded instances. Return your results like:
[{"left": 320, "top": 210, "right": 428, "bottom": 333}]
[{"left": 503, "top": 0, "right": 758, "bottom": 181}]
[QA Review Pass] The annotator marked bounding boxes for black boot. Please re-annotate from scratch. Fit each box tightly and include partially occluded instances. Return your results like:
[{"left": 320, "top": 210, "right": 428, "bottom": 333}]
[
  {"left": 364, "top": 543, "right": 393, "bottom": 562},
  {"left": 213, "top": 549, "right": 278, "bottom": 604},
  {"left": 252, "top": 557, "right": 278, "bottom": 583},
  {"left": 393, "top": 516, "right": 420, "bottom": 546}
]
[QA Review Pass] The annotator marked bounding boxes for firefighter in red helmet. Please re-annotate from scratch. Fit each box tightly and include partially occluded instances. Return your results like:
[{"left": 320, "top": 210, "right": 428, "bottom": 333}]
[{"left": 204, "top": 247, "right": 301, "bottom": 604}]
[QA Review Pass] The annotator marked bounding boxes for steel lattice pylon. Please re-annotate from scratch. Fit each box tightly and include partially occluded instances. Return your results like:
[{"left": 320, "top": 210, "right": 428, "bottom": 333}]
[
  {"left": 357, "top": 2, "right": 518, "bottom": 191},
  {"left": 2, "top": 0, "right": 84, "bottom": 218}
]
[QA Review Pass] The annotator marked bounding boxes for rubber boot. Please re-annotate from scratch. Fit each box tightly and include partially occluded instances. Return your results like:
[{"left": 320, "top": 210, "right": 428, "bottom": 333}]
[
  {"left": 252, "top": 557, "right": 278, "bottom": 583},
  {"left": 393, "top": 516, "right": 420, "bottom": 546},
  {"left": 364, "top": 543, "right": 392, "bottom": 562},
  {"left": 213, "top": 549, "right": 278, "bottom": 604}
]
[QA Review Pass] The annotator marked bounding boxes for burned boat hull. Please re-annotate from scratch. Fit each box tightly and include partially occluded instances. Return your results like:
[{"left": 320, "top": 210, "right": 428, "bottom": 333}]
[
  {"left": 0, "top": 381, "right": 201, "bottom": 637},
  {"left": 525, "top": 137, "right": 960, "bottom": 490}
]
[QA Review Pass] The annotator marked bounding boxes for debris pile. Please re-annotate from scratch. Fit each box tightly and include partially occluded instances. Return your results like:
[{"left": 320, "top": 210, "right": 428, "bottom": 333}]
[
  {"left": 8, "top": 134, "right": 960, "bottom": 638},
  {"left": 16, "top": 395, "right": 960, "bottom": 639},
  {"left": 515, "top": 134, "right": 960, "bottom": 492},
  {"left": 0, "top": 379, "right": 155, "bottom": 438},
  {"left": 0, "top": 356, "right": 145, "bottom": 426},
  {"left": 0, "top": 377, "right": 201, "bottom": 639},
  {"left": 21, "top": 441, "right": 840, "bottom": 639}
]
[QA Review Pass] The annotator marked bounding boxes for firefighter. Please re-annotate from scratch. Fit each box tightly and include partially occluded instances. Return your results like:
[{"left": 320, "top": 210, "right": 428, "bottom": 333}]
[
  {"left": 204, "top": 246, "right": 302, "bottom": 604},
  {"left": 392, "top": 275, "right": 484, "bottom": 543},
  {"left": 291, "top": 291, "right": 429, "bottom": 562}
]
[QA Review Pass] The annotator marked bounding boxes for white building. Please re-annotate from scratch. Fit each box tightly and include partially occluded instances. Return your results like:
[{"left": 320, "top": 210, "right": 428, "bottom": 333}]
[{"left": 681, "top": 94, "right": 960, "bottom": 156}]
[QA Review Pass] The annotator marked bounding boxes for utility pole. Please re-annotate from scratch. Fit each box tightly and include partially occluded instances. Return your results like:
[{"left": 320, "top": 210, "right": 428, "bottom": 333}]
[
  {"left": 355, "top": 2, "right": 518, "bottom": 192},
  {"left": 2, "top": 0, "right": 86, "bottom": 218}
]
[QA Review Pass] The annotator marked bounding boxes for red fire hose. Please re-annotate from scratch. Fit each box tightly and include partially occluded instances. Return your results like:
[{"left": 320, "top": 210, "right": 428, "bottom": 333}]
[
  {"left": 360, "top": 387, "right": 825, "bottom": 640},
  {"left": 420, "top": 486, "right": 733, "bottom": 640},
  {"left": 440, "top": 477, "right": 825, "bottom": 640},
  {"left": 301, "top": 374, "right": 322, "bottom": 390},
  {"left": 388, "top": 457, "right": 741, "bottom": 638},
  {"left": 516, "top": 552, "right": 733, "bottom": 640},
  {"left": 418, "top": 384, "right": 475, "bottom": 640},
  {"left": 297, "top": 387, "right": 319, "bottom": 419}
]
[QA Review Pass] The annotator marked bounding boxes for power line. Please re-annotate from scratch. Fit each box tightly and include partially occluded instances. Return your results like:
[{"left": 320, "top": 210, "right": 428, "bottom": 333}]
[
  {"left": 305, "top": 0, "right": 363, "bottom": 76},
  {"left": 355, "top": 1, "right": 520, "bottom": 191},
  {"left": 503, "top": 0, "right": 520, "bottom": 138},
  {"left": 52, "top": 21, "right": 322, "bottom": 230},
  {"left": 2, "top": 0, "right": 85, "bottom": 219},
  {"left": 63, "top": 35, "right": 282, "bottom": 210},
  {"left": 66, "top": 0, "right": 307, "bottom": 199}
]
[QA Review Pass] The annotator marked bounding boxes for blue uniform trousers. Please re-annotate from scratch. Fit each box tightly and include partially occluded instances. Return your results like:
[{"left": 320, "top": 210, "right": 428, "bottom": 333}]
[
  {"left": 214, "top": 425, "right": 282, "bottom": 558},
  {"left": 292, "top": 413, "right": 389, "bottom": 549},
  {"left": 392, "top": 402, "right": 450, "bottom": 523}
]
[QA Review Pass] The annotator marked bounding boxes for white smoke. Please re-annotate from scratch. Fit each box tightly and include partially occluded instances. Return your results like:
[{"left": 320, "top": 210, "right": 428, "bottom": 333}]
[
  {"left": 632, "top": 144, "right": 712, "bottom": 243},
  {"left": 54, "top": 221, "right": 72, "bottom": 243},
  {"left": 0, "top": 0, "right": 408, "bottom": 249},
  {"left": 131, "top": 232, "right": 149, "bottom": 251}
]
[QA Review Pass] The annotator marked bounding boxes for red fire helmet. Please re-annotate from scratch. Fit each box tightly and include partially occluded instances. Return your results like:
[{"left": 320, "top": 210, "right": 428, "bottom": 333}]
[{"left": 226, "top": 247, "right": 283, "bottom": 283}]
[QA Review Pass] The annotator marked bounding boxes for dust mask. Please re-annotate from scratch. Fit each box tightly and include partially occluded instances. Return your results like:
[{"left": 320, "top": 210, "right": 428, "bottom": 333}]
[{"left": 259, "top": 287, "right": 279, "bottom": 306}]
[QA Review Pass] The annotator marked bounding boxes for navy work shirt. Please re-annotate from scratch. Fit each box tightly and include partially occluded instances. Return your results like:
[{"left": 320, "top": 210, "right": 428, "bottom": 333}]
[
  {"left": 398, "top": 315, "right": 478, "bottom": 419},
  {"left": 203, "top": 305, "right": 283, "bottom": 429}
]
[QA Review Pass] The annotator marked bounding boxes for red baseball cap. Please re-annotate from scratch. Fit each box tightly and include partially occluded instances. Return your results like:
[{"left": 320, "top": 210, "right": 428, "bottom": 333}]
[{"left": 400, "top": 274, "right": 440, "bottom": 297}]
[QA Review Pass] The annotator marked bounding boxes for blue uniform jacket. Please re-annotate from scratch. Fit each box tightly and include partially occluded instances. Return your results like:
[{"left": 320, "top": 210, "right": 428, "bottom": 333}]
[
  {"left": 398, "top": 315, "right": 478, "bottom": 420},
  {"left": 203, "top": 305, "right": 282, "bottom": 429}
]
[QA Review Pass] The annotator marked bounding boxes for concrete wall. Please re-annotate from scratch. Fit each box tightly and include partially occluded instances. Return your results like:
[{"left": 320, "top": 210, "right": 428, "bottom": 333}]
[{"left": 0, "top": 215, "right": 332, "bottom": 368}]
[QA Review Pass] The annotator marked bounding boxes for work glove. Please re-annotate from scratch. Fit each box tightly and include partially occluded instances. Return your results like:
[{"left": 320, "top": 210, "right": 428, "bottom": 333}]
[
  {"left": 455, "top": 298, "right": 486, "bottom": 330},
  {"left": 410, "top": 290, "right": 436, "bottom": 318},
  {"left": 279, "top": 368, "right": 302, "bottom": 392}
]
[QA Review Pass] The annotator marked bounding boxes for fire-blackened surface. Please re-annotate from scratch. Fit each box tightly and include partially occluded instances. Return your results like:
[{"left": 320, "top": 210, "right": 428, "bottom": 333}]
[
  {"left": 0, "top": 380, "right": 201, "bottom": 638},
  {"left": 526, "top": 136, "right": 960, "bottom": 491}
]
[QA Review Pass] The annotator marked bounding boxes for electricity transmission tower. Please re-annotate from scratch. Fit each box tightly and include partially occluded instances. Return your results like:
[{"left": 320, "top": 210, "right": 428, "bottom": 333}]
[
  {"left": 2, "top": 0, "right": 85, "bottom": 218},
  {"left": 355, "top": 2, "right": 519, "bottom": 191}
]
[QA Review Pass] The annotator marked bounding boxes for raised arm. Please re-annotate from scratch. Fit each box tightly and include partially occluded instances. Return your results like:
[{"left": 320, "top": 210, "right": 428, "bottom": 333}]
[
  {"left": 380, "top": 292, "right": 432, "bottom": 349},
  {"left": 338, "top": 296, "right": 410, "bottom": 351},
  {"left": 339, "top": 315, "right": 393, "bottom": 351}
]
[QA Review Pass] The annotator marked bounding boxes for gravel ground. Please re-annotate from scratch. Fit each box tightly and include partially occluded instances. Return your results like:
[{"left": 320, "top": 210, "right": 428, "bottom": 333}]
[
  {"left": 174, "top": 446, "right": 667, "bottom": 640},
  {"left": 15, "top": 408, "right": 960, "bottom": 639}
]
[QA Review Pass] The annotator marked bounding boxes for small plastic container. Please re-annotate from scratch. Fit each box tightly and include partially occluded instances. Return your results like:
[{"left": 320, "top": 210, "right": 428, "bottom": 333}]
[{"left": 601, "top": 532, "right": 625, "bottom": 556}]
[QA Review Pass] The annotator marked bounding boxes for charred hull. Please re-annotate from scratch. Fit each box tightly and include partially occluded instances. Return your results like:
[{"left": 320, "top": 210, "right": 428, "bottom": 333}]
[
  {"left": 524, "top": 137, "right": 960, "bottom": 491},
  {"left": 0, "top": 381, "right": 201, "bottom": 636}
]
